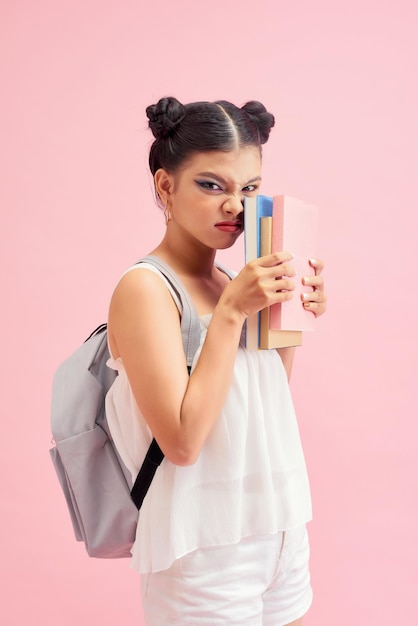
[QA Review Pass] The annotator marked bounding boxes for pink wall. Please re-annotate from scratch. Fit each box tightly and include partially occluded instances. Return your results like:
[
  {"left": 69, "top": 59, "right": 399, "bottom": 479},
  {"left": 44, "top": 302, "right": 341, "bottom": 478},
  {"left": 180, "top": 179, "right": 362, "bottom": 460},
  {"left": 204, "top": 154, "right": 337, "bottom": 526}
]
[{"left": 1, "top": 1, "right": 417, "bottom": 623}]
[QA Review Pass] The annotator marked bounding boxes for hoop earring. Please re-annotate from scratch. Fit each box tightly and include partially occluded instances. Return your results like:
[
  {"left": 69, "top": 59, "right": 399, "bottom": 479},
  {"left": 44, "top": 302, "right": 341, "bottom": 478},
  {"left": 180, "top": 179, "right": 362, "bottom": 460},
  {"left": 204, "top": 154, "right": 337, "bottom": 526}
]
[{"left": 164, "top": 204, "right": 172, "bottom": 225}]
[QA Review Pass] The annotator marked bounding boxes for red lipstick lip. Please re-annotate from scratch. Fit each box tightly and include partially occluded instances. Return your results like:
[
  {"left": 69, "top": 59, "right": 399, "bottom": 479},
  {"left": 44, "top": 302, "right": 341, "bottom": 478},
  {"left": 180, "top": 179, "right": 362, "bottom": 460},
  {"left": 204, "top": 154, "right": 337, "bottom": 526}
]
[
  {"left": 215, "top": 221, "right": 242, "bottom": 231},
  {"left": 215, "top": 223, "right": 242, "bottom": 233}
]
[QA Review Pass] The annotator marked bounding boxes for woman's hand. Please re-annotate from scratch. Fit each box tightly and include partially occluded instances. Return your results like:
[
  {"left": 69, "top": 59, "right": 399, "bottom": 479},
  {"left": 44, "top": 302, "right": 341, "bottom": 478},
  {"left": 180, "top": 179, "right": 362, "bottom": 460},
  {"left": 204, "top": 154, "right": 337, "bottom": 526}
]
[
  {"left": 220, "top": 252, "right": 296, "bottom": 320},
  {"left": 301, "top": 258, "right": 327, "bottom": 317}
]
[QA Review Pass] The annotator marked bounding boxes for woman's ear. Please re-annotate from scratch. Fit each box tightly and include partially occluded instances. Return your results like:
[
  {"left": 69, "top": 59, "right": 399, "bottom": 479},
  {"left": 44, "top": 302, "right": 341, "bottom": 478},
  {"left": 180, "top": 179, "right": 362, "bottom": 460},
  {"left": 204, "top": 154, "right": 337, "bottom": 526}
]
[{"left": 154, "top": 169, "right": 174, "bottom": 206}]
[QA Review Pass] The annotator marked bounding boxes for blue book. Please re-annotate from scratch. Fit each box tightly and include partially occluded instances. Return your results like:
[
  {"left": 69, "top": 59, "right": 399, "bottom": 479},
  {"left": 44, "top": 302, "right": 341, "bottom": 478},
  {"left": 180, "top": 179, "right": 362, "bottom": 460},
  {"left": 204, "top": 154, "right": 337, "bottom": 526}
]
[
  {"left": 243, "top": 195, "right": 273, "bottom": 349},
  {"left": 244, "top": 195, "right": 273, "bottom": 262}
]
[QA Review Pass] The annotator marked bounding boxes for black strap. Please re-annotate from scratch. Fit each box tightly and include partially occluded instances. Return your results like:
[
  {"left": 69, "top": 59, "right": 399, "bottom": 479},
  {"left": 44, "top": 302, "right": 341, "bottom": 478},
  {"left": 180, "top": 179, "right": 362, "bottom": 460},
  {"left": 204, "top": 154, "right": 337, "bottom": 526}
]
[
  {"left": 130, "top": 365, "right": 192, "bottom": 510},
  {"left": 130, "top": 438, "right": 164, "bottom": 510}
]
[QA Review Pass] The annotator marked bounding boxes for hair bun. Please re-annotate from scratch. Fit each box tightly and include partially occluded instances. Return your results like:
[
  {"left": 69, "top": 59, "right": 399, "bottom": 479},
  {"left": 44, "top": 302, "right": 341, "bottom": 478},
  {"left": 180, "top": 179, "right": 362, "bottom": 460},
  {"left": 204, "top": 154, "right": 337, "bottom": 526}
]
[
  {"left": 146, "top": 97, "right": 185, "bottom": 139},
  {"left": 241, "top": 101, "right": 275, "bottom": 144}
]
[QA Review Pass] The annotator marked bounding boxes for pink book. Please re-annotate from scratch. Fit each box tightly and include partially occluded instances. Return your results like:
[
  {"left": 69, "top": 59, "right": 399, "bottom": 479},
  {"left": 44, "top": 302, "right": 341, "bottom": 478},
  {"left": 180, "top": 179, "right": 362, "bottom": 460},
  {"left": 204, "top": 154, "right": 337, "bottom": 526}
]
[{"left": 269, "top": 196, "right": 319, "bottom": 332}]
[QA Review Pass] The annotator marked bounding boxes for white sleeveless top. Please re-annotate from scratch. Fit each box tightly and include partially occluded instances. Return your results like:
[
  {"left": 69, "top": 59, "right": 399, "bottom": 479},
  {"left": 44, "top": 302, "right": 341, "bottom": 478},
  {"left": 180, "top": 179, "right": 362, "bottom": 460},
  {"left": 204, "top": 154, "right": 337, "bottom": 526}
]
[{"left": 105, "top": 264, "right": 312, "bottom": 574}]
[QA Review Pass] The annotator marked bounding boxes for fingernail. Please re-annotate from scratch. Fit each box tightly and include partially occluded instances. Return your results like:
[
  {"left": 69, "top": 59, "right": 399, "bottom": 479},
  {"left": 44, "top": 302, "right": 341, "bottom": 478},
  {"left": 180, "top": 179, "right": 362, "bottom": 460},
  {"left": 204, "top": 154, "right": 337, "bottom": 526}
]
[
  {"left": 309, "top": 258, "right": 317, "bottom": 265},
  {"left": 302, "top": 293, "right": 310, "bottom": 301}
]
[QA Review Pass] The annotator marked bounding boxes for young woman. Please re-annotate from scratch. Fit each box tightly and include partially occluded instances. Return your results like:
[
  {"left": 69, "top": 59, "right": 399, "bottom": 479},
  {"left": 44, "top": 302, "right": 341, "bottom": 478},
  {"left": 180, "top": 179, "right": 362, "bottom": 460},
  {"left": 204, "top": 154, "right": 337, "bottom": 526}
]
[{"left": 105, "top": 97, "right": 326, "bottom": 626}]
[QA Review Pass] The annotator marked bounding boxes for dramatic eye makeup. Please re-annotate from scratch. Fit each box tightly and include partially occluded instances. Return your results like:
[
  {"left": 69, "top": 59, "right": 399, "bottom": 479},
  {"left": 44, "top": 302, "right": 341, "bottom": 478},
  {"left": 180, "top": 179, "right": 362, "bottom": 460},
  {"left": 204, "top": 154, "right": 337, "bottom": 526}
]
[
  {"left": 195, "top": 180, "right": 223, "bottom": 191},
  {"left": 242, "top": 184, "right": 259, "bottom": 193},
  {"left": 194, "top": 172, "right": 261, "bottom": 193}
]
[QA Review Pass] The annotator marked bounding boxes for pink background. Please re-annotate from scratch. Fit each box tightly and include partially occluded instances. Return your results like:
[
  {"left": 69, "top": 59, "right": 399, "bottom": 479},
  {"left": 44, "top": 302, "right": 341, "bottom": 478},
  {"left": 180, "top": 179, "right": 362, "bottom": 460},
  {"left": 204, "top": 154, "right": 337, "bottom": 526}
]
[{"left": 1, "top": 1, "right": 417, "bottom": 623}]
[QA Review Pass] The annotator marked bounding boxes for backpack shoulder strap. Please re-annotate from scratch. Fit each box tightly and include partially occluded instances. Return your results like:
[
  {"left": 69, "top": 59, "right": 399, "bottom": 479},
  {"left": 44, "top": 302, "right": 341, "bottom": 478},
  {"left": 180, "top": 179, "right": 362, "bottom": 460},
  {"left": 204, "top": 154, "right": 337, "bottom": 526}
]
[
  {"left": 215, "top": 261, "right": 236, "bottom": 280},
  {"left": 138, "top": 255, "right": 202, "bottom": 368}
]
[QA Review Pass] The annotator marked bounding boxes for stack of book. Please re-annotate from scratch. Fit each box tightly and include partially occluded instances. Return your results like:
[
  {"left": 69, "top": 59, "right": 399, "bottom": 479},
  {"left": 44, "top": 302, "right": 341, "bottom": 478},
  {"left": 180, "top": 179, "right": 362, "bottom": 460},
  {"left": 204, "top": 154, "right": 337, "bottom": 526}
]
[{"left": 244, "top": 195, "right": 318, "bottom": 349}]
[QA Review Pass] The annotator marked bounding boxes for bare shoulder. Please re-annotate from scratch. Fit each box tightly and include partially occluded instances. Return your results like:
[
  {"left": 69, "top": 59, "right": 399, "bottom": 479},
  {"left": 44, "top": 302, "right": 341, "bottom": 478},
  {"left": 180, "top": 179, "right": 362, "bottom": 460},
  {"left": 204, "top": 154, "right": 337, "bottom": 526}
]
[
  {"left": 110, "top": 265, "right": 175, "bottom": 307},
  {"left": 108, "top": 266, "right": 181, "bottom": 360}
]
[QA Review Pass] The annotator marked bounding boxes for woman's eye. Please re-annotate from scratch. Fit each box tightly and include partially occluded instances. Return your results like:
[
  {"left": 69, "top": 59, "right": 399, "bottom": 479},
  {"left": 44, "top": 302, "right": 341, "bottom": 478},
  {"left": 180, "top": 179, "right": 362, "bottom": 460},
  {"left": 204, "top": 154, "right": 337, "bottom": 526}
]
[
  {"left": 242, "top": 184, "right": 258, "bottom": 193},
  {"left": 196, "top": 181, "right": 222, "bottom": 191}
]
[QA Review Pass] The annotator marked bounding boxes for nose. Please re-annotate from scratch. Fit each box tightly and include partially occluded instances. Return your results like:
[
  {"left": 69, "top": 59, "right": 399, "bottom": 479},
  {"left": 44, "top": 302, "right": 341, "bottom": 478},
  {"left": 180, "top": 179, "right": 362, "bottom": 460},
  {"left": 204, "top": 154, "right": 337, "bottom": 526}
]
[{"left": 223, "top": 193, "right": 244, "bottom": 216}]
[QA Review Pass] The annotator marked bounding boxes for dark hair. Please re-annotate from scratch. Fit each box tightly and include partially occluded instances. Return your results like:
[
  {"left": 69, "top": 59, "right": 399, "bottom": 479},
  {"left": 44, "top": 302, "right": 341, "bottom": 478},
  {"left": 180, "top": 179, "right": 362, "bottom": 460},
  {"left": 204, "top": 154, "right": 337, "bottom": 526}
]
[{"left": 146, "top": 96, "right": 275, "bottom": 176}]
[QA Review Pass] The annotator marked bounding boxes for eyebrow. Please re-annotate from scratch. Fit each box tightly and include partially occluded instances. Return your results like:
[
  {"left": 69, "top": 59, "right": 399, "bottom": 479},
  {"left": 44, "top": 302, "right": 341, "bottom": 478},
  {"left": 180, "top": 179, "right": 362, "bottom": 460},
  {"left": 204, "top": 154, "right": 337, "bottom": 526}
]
[{"left": 195, "top": 172, "right": 262, "bottom": 186}]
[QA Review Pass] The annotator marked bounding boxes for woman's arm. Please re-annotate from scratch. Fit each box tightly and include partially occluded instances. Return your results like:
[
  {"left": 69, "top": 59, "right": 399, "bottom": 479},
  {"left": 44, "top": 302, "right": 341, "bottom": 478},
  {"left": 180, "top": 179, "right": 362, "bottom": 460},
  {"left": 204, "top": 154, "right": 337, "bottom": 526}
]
[{"left": 108, "top": 252, "right": 295, "bottom": 466}]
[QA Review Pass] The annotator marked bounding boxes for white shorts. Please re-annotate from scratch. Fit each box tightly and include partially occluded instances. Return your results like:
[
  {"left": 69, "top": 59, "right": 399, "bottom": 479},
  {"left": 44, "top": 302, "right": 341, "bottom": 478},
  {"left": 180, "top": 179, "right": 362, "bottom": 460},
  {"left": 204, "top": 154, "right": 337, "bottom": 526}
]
[{"left": 140, "top": 526, "right": 312, "bottom": 625}]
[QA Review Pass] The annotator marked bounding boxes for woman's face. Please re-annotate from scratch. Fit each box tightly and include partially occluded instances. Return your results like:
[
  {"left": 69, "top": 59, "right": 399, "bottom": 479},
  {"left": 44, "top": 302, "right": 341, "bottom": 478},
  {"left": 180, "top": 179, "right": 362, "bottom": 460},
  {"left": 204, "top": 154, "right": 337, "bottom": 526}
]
[{"left": 160, "top": 146, "right": 262, "bottom": 250}]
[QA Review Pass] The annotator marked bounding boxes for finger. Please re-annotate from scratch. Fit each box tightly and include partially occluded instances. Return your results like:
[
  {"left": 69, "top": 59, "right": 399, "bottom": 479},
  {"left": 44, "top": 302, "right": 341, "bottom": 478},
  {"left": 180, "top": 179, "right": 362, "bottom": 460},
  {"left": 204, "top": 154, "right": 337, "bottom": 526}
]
[
  {"left": 271, "top": 263, "right": 296, "bottom": 279},
  {"left": 271, "top": 288, "right": 294, "bottom": 304},
  {"left": 301, "top": 290, "right": 322, "bottom": 303},
  {"left": 302, "top": 274, "right": 324, "bottom": 289},
  {"left": 259, "top": 251, "right": 295, "bottom": 267},
  {"left": 303, "top": 299, "right": 327, "bottom": 317},
  {"left": 308, "top": 258, "right": 324, "bottom": 275},
  {"left": 272, "top": 278, "right": 295, "bottom": 293}
]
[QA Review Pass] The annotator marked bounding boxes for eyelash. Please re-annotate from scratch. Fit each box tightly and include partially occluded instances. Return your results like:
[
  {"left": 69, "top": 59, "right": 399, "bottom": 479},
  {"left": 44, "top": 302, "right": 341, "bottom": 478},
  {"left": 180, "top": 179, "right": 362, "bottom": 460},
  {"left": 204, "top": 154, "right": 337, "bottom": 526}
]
[
  {"left": 243, "top": 184, "right": 258, "bottom": 193},
  {"left": 195, "top": 181, "right": 259, "bottom": 193},
  {"left": 196, "top": 181, "right": 222, "bottom": 191}
]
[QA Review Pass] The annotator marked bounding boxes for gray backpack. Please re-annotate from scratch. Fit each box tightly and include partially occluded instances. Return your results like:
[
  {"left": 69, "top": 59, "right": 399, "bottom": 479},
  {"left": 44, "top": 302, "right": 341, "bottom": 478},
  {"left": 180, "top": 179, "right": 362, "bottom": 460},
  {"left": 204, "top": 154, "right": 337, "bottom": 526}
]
[{"left": 50, "top": 255, "right": 208, "bottom": 558}]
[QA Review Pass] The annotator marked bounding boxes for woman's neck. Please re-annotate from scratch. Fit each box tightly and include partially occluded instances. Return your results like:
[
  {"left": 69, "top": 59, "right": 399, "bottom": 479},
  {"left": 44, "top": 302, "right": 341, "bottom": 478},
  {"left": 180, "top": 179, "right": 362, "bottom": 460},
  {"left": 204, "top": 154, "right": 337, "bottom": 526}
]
[{"left": 150, "top": 237, "right": 217, "bottom": 280}]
